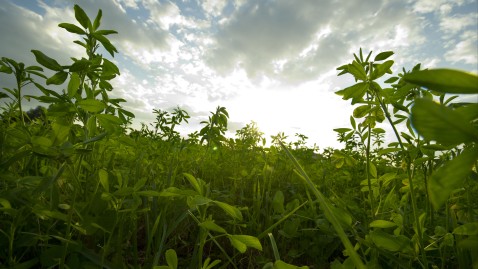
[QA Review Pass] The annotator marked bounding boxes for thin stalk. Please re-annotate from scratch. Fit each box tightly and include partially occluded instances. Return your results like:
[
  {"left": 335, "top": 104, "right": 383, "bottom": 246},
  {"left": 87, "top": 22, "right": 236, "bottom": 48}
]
[
  {"left": 375, "top": 96, "right": 428, "bottom": 268},
  {"left": 15, "top": 78, "right": 25, "bottom": 127},
  {"left": 365, "top": 121, "right": 376, "bottom": 218}
]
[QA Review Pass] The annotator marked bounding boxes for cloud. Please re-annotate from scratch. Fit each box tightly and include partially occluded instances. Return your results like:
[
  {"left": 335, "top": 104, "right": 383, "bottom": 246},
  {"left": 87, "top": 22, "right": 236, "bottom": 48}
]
[
  {"left": 205, "top": 0, "right": 428, "bottom": 85},
  {"left": 439, "top": 13, "right": 476, "bottom": 34},
  {"left": 444, "top": 30, "right": 478, "bottom": 64},
  {"left": 411, "top": 0, "right": 466, "bottom": 14}
]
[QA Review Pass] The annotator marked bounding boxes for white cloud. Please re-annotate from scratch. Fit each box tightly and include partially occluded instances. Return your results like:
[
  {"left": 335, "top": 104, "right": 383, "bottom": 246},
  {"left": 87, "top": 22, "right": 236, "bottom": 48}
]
[
  {"left": 445, "top": 30, "right": 478, "bottom": 64},
  {"left": 201, "top": 0, "right": 228, "bottom": 18},
  {"left": 440, "top": 14, "right": 476, "bottom": 34},
  {"left": 206, "top": 0, "right": 427, "bottom": 85},
  {"left": 411, "top": 0, "right": 466, "bottom": 14}
]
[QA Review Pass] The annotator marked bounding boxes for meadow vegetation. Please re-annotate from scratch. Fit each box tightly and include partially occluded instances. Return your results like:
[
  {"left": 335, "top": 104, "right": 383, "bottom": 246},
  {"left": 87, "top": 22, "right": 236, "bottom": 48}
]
[{"left": 1, "top": 5, "right": 477, "bottom": 269}]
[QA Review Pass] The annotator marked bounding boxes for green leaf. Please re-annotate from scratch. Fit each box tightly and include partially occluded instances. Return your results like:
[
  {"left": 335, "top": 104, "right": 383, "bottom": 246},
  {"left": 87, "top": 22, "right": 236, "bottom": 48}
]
[
  {"left": 95, "top": 30, "right": 118, "bottom": 35},
  {"left": 369, "top": 162, "right": 377, "bottom": 178},
  {"left": 102, "top": 58, "right": 120, "bottom": 76},
  {"left": 369, "top": 220, "right": 397, "bottom": 228},
  {"left": 411, "top": 98, "right": 478, "bottom": 146},
  {"left": 165, "top": 249, "right": 178, "bottom": 269},
  {"left": 69, "top": 58, "right": 90, "bottom": 72},
  {"left": 328, "top": 205, "right": 353, "bottom": 229},
  {"left": 74, "top": 4, "right": 91, "bottom": 29},
  {"left": 0, "top": 92, "right": 9, "bottom": 99},
  {"left": 0, "top": 64, "right": 12, "bottom": 74},
  {"left": 31, "top": 50, "right": 63, "bottom": 71},
  {"left": 353, "top": 105, "right": 370, "bottom": 118},
  {"left": 335, "top": 82, "right": 368, "bottom": 104},
  {"left": 92, "top": 33, "right": 118, "bottom": 57},
  {"left": 374, "top": 51, "right": 394, "bottom": 61},
  {"left": 371, "top": 60, "right": 394, "bottom": 79},
  {"left": 272, "top": 190, "right": 285, "bottom": 214},
  {"left": 199, "top": 220, "right": 227, "bottom": 234},
  {"left": 333, "top": 128, "right": 352, "bottom": 134},
  {"left": 58, "top": 23, "right": 86, "bottom": 35},
  {"left": 68, "top": 73, "right": 81, "bottom": 98},
  {"left": 274, "top": 260, "right": 309, "bottom": 269},
  {"left": 429, "top": 146, "right": 478, "bottom": 209},
  {"left": 51, "top": 122, "right": 70, "bottom": 145},
  {"left": 403, "top": 69, "right": 478, "bottom": 94},
  {"left": 82, "top": 132, "right": 107, "bottom": 144},
  {"left": 96, "top": 114, "right": 123, "bottom": 132},
  {"left": 229, "top": 235, "right": 247, "bottom": 253},
  {"left": 31, "top": 136, "right": 53, "bottom": 148},
  {"left": 187, "top": 195, "right": 212, "bottom": 208},
  {"left": 369, "top": 230, "right": 413, "bottom": 254},
  {"left": 184, "top": 173, "right": 202, "bottom": 195},
  {"left": 384, "top": 76, "right": 399, "bottom": 83},
  {"left": 228, "top": 235, "right": 262, "bottom": 253},
  {"left": 378, "top": 147, "right": 401, "bottom": 155},
  {"left": 213, "top": 201, "right": 243, "bottom": 221},
  {"left": 93, "top": 9, "right": 102, "bottom": 30},
  {"left": 99, "top": 169, "right": 109, "bottom": 192},
  {"left": 77, "top": 99, "right": 105, "bottom": 113},
  {"left": 392, "top": 102, "right": 409, "bottom": 113},
  {"left": 453, "top": 222, "right": 478, "bottom": 236},
  {"left": 46, "top": 71, "right": 68, "bottom": 85},
  {"left": 348, "top": 61, "right": 367, "bottom": 81},
  {"left": 136, "top": 190, "right": 162, "bottom": 197}
]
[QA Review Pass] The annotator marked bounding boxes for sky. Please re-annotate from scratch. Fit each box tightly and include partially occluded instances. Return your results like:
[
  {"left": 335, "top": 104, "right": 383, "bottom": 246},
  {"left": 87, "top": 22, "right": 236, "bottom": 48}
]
[{"left": 0, "top": 0, "right": 477, "bottom": 149}]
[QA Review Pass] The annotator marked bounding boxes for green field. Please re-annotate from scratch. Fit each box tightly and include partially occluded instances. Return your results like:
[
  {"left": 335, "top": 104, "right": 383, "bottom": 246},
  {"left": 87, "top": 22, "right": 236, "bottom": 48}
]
[{"left": 1, "top": 5, "right": 477, "bottom": 269}]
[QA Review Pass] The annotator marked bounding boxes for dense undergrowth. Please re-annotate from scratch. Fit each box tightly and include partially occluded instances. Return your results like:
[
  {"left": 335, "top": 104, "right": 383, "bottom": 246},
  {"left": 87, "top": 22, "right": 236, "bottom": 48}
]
[{"left": 1, "top": 5, "right": 477, "bottom": 269}]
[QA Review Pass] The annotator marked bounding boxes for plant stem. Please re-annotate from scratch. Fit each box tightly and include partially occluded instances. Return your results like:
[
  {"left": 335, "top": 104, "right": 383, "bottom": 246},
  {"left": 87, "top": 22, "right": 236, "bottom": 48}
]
[{"left": 376, "top": 96, "right": 428, "bottom": 268}]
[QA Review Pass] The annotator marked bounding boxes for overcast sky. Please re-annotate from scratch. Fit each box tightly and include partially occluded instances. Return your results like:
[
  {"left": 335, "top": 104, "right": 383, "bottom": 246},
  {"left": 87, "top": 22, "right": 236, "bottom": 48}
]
[{"left": 1, "top": 0, "right": 477, "bottom": 149}]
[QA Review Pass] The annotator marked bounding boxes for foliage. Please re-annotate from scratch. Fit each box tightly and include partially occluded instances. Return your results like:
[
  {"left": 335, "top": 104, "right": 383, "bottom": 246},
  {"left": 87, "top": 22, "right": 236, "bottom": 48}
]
[{"left": 0, "top": 6, "right": 477, "bottom": 269}]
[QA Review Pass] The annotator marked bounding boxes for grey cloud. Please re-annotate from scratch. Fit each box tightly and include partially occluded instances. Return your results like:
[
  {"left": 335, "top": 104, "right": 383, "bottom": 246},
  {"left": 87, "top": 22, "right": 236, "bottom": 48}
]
[
  {"left": 206, "top": 0, "right": 329, "bottom": 78},
  {"left": 205, "top": 0, "right": 428, "bottom": 85}
]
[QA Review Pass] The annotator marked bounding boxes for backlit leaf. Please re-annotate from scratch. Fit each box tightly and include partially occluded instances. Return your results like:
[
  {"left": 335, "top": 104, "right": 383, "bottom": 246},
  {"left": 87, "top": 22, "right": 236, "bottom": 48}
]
[
  {"left": 371, "top": 60, "right": 394, "bottom": 79},
  {"left": 199, "top": 220, "right": 227, "bottom": 234},
  {"left": 184, "top": 173, "right": 202, "bottom": 195},
  {"left": 99, "top": 169, "right": 109, "bottom": 192},
  {"left": 187, "top": 195, "right": 212, "bottom": 208},
  {"left": 68, "top": 73, "right": 81, "bottom": 98},
  {"left": 165, "top": 249, "right": 178, "bottom": 269},
  {"left": 428, "top": 146, "right": 478, "bottom": 209},
  {"left": 335, "top": 82, "right": 368, "bottom": 104},
  {"left": 274, "top": 260, "right": 309, "bottom": 269},
  {"left": 228, "top": 234, "right": 262, "bottom": 252},
  {"left": 403, "top": 69, "right": 478, "bottom": 94},
  {"left": 96, "top": 114, "right": 123, "bottom": 132},
  {"left": 77, "top": 99, "right": 105, "bottom": 113},
  {"left": 348, "top": 61, "right": 367, "bottom": 81},
  {"left": 353, "top": 105, "right": 370, "bottom": 118},
  {"left": 370, "top": 220, "right": 397, "bottom": 228},
  {"left": 411, "top": 98, "right": 478, "bottom": 146},
  {"left": 214, "top": 201, "right": 243, "bottom": 221}
]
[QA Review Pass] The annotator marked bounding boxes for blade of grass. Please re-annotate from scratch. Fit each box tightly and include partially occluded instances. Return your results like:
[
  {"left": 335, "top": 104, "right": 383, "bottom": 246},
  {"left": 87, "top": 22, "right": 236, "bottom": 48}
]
[{"left": 279, "top": 142, "right": 366, "bottom": 269}]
